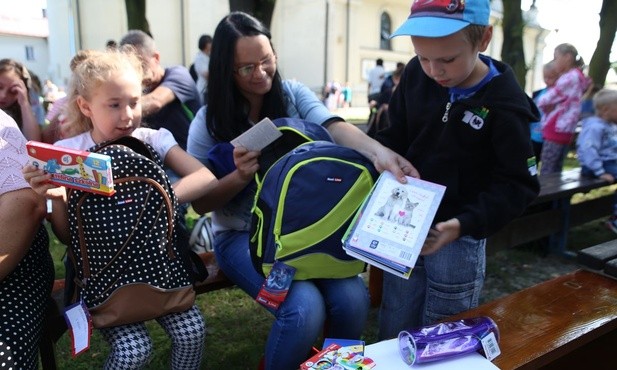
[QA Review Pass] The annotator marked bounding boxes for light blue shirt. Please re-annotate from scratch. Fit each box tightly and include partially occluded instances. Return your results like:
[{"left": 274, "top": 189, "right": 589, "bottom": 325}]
[
  {"left": 576, "top": 116, "right": 617, "bottom": 176},
  {"left": 187, "top": 79, "right": 340, "bottom": 233}
]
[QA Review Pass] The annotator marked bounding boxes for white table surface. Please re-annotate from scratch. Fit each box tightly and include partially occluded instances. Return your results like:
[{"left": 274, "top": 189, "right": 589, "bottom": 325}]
[{"left": 364, "top": 338, "right": 501, "bottom": 369}]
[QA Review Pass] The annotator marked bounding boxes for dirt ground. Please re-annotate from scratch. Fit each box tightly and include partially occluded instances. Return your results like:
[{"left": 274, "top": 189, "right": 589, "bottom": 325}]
[{"left": 481, "top": 247, "right": 579, "bottom": 303}]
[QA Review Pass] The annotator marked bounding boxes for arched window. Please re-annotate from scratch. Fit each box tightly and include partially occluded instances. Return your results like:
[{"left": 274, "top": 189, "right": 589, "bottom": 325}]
[{"left": 380, "top": 12, "right": 392, "bottom": 50}]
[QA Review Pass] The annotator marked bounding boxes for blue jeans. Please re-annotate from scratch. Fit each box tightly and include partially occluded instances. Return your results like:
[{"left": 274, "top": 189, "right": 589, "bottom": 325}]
[
  {"left": 214, "top": 230, "right": 369, "bottom": 370},
  {"left": 378, "top": 236, "right": 486, "bottom": 340}
]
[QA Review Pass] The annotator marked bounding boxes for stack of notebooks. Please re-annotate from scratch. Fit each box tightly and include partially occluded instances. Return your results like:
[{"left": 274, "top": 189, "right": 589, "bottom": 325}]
[{"left": 342, "top": 171, "right": 446, "bottom": 279}]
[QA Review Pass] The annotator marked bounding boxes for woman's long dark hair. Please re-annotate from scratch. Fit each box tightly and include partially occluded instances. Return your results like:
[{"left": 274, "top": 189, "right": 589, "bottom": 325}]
[{"left": 206, "top": 11, "right": 287, "bottom": 142}]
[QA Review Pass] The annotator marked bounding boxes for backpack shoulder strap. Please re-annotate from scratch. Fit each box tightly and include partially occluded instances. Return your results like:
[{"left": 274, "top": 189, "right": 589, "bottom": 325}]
[
  {"left": 272, "top": 117, "right": 333, "bottom": 142},
  {"left": 91, "top": 136, "right": 157, "bottom": 161},
  {"left": 257, "top": 117, "right": 333, "bottom": 178}
]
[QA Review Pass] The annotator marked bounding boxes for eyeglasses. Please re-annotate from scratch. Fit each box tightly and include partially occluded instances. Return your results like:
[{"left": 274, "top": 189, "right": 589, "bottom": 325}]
[{"left": 234, "top": 55, "right": 276, "bottom": 78}]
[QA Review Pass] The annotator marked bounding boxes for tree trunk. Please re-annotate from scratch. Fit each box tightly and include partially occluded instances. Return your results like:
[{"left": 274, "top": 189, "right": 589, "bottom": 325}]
[
  {"left": 588, "top": 0, "right": 617, "bottom": 87},
  {"left": 229, "top": 0, "right": 276, "bottom": 29},
  {"left": 125, "top": 0, "right": 152, "bottom": 37},
  {"left": 501, "top": 0, "right": 527, "bottom": 89}
]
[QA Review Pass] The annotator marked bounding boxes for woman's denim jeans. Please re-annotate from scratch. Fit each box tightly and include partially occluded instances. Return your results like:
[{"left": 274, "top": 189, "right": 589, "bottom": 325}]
[
  {"left": 378, "top": 236, "right": 486, "bottom": 340},
  {"left": 214, "top": 230, "right": 369, "bottom": 370}
]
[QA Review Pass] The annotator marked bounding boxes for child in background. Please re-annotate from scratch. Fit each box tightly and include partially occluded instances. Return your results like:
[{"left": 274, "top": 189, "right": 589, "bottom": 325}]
[
  {"left": 23, "top": 49, "right": 222, "bottom": 370},
  {"left": 576, "top": 88, "right": 617, "bottom": 232},
  {"left": 530, "top": 61, "right": 560, "bottom": 161},
  {"left": 537, "top": 43, "right": 589, "bottom": 175},
  {"left": 375, "top": 0, "right": 540, "bottom": 339},
  {"left": 43, "top": 50, "right": 97, "bottom": 143},
  {"left": 27, "top": 72, "right": 46, "bottom": 127},
  {"left": 580, "top": 83, "right": 602, "bottom": 120},
  {"left": 0, "top": 59, "right": 42, "bottom": 141}
]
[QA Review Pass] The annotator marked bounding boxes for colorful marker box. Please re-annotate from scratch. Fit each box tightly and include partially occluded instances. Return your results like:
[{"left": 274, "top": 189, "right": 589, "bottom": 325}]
[{"left": 26, "top": 141, "right": 115, "bottom": 196}]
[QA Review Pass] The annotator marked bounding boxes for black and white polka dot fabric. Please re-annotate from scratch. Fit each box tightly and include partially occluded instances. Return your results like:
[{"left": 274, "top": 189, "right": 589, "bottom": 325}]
[
  {"left": 0, "top": 226, "right": 54, "bottom": 370},
  {"left": 66, "top": 137, "right": 194, "bottom": 325}
]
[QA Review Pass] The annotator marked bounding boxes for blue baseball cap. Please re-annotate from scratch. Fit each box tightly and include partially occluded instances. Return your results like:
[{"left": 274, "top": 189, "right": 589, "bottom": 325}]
[{"left": 391, "top": 0, "right": 490, "bottom": 38}]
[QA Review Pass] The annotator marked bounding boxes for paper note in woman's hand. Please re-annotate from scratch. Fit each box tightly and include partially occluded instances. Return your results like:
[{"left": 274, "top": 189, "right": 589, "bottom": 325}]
[{"left": 231, "top": 118, "right": 282, "bottom": 151}]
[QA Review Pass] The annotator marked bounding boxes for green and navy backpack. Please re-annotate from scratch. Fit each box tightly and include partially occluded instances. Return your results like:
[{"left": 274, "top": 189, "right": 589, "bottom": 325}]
[{"left": 249, "top": 118, "right": 379, "bottom": 280}]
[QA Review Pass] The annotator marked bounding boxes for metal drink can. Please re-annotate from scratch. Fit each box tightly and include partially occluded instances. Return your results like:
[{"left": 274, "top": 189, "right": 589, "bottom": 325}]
[{"left": 397, "top": 316, "right": 499, "bottom": 366}]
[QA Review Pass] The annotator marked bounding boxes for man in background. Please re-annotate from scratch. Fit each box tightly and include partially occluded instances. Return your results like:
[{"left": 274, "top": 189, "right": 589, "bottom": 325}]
[
  {"left": 367, "top": 58, "right": 385, "bottom": 102},
  {"left": 119, "top": 30, "right": 201, "bottom": 151},
  {"left": 193, "top": 34, "right": 212, "bottom": 105}
]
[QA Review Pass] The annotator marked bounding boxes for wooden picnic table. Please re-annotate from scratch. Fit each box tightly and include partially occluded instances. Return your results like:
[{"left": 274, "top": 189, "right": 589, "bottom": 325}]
[{"left": 487, "top": 167, "right": 612, "bottom": 257}]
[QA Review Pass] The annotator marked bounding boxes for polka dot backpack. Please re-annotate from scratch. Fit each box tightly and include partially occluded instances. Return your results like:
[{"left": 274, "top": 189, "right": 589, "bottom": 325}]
[{"left": 66, "top": 136, "right": 195, "bottom": 328}]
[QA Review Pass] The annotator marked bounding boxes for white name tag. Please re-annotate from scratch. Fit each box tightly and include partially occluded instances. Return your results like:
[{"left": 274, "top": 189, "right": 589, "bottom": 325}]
[{"left": 63, "top": 299, "right": 92, "bottom": 357}]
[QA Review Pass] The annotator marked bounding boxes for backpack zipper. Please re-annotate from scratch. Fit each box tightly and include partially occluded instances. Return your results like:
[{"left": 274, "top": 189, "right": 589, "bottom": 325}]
[{"left": 272, "top": 156, "right": 371, "bottom": 256}]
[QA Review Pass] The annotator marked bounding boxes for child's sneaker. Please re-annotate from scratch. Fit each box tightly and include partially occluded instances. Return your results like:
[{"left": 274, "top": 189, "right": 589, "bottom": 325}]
[{"left": 605, "top": 216, "right": 617, "bottom": 234}]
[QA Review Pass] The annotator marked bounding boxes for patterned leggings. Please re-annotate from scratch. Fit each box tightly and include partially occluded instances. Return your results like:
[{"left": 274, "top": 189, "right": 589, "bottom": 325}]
[
  {"left": 99, "top": 305, "right": 205, "bottom": 370},
  {"left": 539, "top": 140, "right": 569, "bottom": 176}
]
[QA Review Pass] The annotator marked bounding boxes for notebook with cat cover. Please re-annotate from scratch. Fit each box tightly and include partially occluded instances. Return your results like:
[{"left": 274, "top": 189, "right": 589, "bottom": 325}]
[{"left": 342, "top": 171, "right": 445, "bottom": 279}]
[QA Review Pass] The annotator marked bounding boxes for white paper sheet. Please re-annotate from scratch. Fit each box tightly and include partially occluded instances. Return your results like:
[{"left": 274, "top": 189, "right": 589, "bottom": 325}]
[{"left": 230, "top": 117, "right": 282, "bottom": 151}]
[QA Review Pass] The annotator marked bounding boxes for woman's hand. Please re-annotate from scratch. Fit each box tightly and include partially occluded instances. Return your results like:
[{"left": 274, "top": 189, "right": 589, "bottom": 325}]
[
  {"left": 232, "top": 146, "right": 260, "bottom": 182},
  {"left": 325, "top": 120, "right": 419, "bottom": 184},
  {"left": 10, "top": 80, "right": 30, "bottom": 108},
  {"left": 11, "top": 80, "right": 41, "bottom": 141}
]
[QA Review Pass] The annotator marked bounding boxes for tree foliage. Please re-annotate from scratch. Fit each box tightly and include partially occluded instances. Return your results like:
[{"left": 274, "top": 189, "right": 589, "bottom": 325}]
[
  {"left": 124, "top": 0, "right": 152, "bottom": 37},
  {"left": 229, "top": 0, "right": 276, "bottom": 29},
  {"left": 122, "top": 0, "right": 615, "bottom": 86},
  {"left": 588, "top": 0, "right": 617, "bottom": 87},
  {"left": 501, "top": 0, "right": 527, "bottom": 88}
]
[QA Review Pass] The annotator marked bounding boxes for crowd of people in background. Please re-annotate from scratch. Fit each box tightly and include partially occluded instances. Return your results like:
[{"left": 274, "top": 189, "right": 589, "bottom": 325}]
[
  {"left": 2, "top": 0, "right": 617, "bottom": 369},
  {"left": 0, "top": 36, "right": 604, "bottom": 156},
  {"left": 536, "top": 43, "right": 590, "bottom": 176}
]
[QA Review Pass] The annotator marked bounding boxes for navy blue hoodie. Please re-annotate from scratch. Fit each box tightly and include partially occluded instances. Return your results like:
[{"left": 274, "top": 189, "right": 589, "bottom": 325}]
[{"left": 376, "top": 56, "right": 540, "bottom": 239}]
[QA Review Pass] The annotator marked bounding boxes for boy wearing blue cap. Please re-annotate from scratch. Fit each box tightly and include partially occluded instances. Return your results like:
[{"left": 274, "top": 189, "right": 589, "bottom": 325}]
[{"left": 376, "top": 0, "right": 540, "bottom": 339}]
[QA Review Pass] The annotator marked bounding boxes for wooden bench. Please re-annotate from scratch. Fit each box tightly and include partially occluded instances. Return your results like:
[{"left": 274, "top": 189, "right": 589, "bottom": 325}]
[
  {"left": 487, "top": 167, "right": 612, "bottom": 257},
  {"left": 39, "top": 251, "right": 233, "bottom": 370},
  {"left": 446, "top": 269, "right": 617, "bottom": 369}
]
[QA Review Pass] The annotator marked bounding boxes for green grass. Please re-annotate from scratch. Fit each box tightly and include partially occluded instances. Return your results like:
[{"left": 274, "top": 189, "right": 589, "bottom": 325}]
[
  {"left": 52, "top": 288, "right": 274, "bottom": 369},
  {"left": 49, "top": 242, "right": 375, "bottom": 369},
  {"left": 47, "top": 206, "right": 379, "bottom": 369}
]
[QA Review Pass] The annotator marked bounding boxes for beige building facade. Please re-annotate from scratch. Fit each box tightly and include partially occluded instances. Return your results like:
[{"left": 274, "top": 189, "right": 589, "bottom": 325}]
[{"left": 39, "top": 0, "right": 548, "bottom": 102}]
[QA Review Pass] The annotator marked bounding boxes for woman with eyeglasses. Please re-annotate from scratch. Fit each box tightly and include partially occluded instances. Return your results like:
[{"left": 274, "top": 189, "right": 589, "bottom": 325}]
[{"left": 187, "top": 12, "right": 417, "bottom": 370}]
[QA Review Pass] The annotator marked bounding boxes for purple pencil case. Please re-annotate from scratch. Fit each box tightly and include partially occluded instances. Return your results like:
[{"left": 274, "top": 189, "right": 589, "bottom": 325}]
[{"left": 397, "top": 316, "right": 500, "bottom": 366}]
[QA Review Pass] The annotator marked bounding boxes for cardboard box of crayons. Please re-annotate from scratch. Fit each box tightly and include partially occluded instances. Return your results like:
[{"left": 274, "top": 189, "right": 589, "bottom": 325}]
[{"left": 26, "top": 141, "right": 115, "bottom": 196}]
